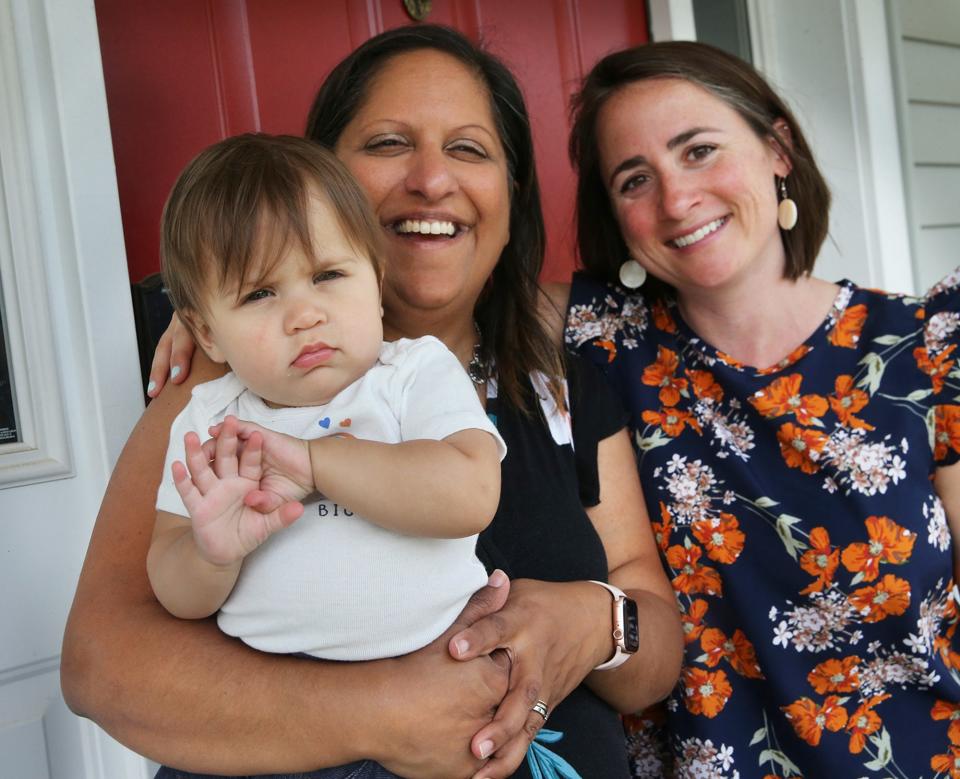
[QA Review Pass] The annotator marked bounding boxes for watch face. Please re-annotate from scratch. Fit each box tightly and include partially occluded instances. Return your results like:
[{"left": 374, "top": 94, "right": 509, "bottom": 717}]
[{"left": 624, "top": 598, "right": 640, "bottom": 653}]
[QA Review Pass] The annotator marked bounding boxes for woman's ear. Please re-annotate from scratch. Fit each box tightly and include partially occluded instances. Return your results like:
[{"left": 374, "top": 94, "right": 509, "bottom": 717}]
[
  {"left": 769, "top": 119, "right": 794, "bottom": 176},
  {"left": 181, "top": 310, "right": 227, "bottom": 364}
]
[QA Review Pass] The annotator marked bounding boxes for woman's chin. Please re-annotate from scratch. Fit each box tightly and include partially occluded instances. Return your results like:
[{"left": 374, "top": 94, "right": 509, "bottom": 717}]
[{"left": 384, "top": 279, "right": 472, "bottom": 318}]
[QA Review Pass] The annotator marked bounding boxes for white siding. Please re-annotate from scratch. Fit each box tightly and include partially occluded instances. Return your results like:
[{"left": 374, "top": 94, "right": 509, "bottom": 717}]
[
  {"left": 890, "top": 0, "right": 960, "bottom": 291},
  {"left": 746, "top": 0, "right": 913, "bottom": 293}
]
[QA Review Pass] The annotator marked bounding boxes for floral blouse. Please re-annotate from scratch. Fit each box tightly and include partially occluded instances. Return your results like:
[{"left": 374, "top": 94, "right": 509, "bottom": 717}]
[{"left": 566, "top": 270, "right": 960, "bottom": 779}]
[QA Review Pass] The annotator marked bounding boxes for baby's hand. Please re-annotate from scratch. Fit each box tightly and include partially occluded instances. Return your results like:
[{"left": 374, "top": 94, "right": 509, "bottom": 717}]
[
  {"left": 174, "top": 417, "right": 303, "bottom": 565},
  {"left": 207, "top": 415, "right": 315, "bottom": 513}
]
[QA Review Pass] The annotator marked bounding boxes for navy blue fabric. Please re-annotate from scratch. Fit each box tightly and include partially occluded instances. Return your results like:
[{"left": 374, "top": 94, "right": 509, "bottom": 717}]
[{"left": 568, "top": 270, "right": 960, "bottom": 778}]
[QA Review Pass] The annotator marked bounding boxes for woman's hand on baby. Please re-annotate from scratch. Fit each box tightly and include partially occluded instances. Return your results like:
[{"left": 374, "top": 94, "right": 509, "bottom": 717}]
[
  {"left": 374, "top": 570, "right": 512, "bottom": 779},
  {"left": 206, "top": 415, "right": 315, "bottom": 512},
  {"left": 448, "top": 578, "right": 604, "bottom": 779},
  {"left": 174, "top": 416, "right": 303, "bottom": 566},
  {"left": 147, "top": 312, "right": 196, "bottom": 397}
]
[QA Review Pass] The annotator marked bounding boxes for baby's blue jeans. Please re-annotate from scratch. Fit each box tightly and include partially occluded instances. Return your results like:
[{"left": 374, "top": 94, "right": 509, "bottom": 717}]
[{"left": 154, "top": 761, "right": 400, "bottom": 779}]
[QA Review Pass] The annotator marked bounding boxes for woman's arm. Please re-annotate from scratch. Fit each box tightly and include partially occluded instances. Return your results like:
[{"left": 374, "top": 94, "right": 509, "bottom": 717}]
[
  {"left": 61, "top": 349, "right": 510, "bottom": 778},
  {"left": 934, "top": 460, "right": 960, "bottom": 581},
  {"left": 584, "top": 427, "right": 683, "bottom": 706},
  {"left": 448, "top": 428, "right": 683, "bottom": 778}
]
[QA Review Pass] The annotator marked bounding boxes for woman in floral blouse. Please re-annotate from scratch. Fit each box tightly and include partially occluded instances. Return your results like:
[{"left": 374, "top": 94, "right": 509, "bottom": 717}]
[{"left": 555, "top": 41, "right": 960, "bottom": 778}]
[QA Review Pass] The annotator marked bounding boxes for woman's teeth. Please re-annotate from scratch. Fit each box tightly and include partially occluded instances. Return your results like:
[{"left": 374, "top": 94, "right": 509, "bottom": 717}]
[
  {"left": 670, "top": 217, "right": 726, "bottom": 248},
  {"left": 395, "top": 219, "right": 457, "bottom": 236}
]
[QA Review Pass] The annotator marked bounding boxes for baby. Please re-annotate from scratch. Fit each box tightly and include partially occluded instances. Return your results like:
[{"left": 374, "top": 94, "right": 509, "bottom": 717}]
[{"left": 148, "top": 133, "right": 504, "bottom": 663}]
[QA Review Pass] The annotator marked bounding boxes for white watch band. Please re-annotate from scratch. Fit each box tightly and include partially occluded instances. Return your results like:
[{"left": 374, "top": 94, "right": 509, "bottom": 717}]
[{"left": 589, "top": 580, "right": 633, "bottom": 671}]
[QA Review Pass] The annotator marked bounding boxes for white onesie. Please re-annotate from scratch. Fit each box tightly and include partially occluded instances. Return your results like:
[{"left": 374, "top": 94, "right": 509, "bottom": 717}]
[{"left": 156, "top": 336, "right": 505, "bottom": 660}]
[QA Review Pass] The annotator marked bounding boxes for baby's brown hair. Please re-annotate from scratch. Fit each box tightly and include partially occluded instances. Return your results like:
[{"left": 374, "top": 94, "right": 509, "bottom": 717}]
[{"left": 161, "top": 133, "right": 385, "bottom": 331}]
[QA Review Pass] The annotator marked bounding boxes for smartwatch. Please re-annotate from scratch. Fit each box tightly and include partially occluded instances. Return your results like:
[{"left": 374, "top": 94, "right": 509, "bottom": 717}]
[{"left": 589, "top": 580, "right": 640, "bottom": 670}]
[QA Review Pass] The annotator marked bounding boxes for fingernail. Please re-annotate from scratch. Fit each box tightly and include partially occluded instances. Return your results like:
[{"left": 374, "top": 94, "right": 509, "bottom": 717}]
[
  {"left": 171, "top": 365, "right": 182, "bottom": 380},
  {"left": 454, "top": 639, "right": 470, "bottom": 657},
  {"left": 478, "top": 740, "right": 494, "bottom": 759},
  {"left": 488, "top": 569, "right": 507, "bottom": 588},
  {"left": 147, "top": 380, "right": 156, "bottom": 395}
]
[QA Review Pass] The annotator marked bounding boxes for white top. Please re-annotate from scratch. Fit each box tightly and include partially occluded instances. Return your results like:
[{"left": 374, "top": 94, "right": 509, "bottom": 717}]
[{"left": 157, "top": 336, "right": 506, "bottom": 660}]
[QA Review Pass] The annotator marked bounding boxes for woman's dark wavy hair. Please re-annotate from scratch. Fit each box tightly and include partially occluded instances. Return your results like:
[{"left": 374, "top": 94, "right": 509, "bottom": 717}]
[
  {"left": 569, "top": 41, "right": 831, "bottom": 288},
  {"left": 306, "top": 24, "right": 563, "bottom": 411}
]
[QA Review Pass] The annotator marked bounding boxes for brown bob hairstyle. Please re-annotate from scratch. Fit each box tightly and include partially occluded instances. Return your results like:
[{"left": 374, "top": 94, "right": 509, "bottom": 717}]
[
  {"left": 161, "top": 133, "right": 385, "bottom": 330},
  {"left": 569, "top": 41, "right": 831, "bottom": 287}
]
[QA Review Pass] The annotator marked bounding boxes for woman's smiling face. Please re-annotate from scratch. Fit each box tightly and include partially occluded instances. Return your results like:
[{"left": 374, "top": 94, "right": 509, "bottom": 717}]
[
  {"left": 334, "top": 48, "right": 511, "bottom": 325},
  {"left": 598, "top": 77, "right": 791, "bottom": 295}
]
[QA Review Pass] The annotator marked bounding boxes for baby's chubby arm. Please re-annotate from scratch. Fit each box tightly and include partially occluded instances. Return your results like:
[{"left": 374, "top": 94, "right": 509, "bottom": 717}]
[
  {"left": 147, "top": 417, "right": 304, "bottom": 618},
  {"left": 309, "top": 428, "right": 500, "bottom": 537},
  {"left": 219, "top": 415, "right": 501, "bottom": 538}
]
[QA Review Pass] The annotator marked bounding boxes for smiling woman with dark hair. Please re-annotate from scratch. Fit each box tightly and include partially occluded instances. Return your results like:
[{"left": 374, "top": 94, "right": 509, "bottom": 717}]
[
  {"left": 61, "top": 25, "right": 681, "bottom": 779},
  {"left": 554, "top": 40, "right": 960, "bottom": 778}
]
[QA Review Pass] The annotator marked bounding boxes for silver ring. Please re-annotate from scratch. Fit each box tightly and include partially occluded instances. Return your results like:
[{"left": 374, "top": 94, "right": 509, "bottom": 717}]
[{"left": 531, "top": 699, "right": 549, "bottom": 722}]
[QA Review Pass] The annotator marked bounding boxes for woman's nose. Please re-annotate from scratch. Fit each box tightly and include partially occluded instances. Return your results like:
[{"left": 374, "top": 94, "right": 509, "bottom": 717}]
[
  {"left": 659, "top": 171, "right": 700, "bottom": 220},
  {"left": 404, "top": 147, "right": 458, "bottom": 201}
]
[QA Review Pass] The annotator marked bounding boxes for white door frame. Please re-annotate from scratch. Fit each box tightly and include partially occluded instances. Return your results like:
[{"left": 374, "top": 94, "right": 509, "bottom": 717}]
[{"left": 4, "top": 0, "right": 148, "bottom": 776}]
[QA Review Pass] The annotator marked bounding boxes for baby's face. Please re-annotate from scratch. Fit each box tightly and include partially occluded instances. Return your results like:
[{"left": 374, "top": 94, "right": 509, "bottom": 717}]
[{"left": 195, "top": 193, "right": 383, "bottom": 407}]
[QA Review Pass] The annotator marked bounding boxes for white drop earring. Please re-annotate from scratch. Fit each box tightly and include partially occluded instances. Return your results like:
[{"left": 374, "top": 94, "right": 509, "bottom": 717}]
[
  {"left": 777, "top": 176, "right": 798, "bottom": 231},
  {"left": 618, "top": 258, "right": 647, "bottom": 289}
]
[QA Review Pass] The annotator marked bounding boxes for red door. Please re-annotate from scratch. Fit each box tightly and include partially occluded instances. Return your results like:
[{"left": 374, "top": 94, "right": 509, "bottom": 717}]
[{"left": 95, "top": 0, "right": 648, "bottom": 284}]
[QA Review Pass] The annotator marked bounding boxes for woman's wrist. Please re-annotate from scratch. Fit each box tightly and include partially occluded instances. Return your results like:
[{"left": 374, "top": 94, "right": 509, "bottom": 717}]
[
  {"left": 570, "top": 580, "right": 624, "bottom": 673},
  {"left": 330, "top": 656, "right": 397, "bottom": 766},
  {"left": 587, "top": 581, "right": 640, "bottom": 670}
]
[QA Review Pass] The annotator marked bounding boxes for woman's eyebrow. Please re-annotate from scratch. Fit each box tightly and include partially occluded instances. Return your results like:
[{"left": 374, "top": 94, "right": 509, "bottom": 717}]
[
  {"left": 608, "top": 126, "right": 721, "bottom": 186},
  {"left": 610, "top": 154, "right": 647, "bottom": 186},
  {"left": 666, "top": 126, "right": 718, "bottom": 150}
]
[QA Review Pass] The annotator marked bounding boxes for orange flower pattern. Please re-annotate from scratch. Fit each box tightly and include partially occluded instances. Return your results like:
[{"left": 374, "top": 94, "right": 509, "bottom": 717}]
[
  {"left": 776, "top": 422, "right": 828, "bottom": 473},
  {"left": 807, "top": 655, "right": 861, "bottom": 694},
  {"left": 936, "top": 405, "right": 960, "bottom": 461},
  {"left": 840, "top": 515, "right": 916, "bottom": 582},
  {"left": 829, "top": 374, "right": 874, "bottom": 430},
  {"left": 783, "top": 695, "right": 849, "bottom": 746},
  {"left": 828, "top": 302, "right": 867, "bottom": 347},
  {"left": 666, "top": 543, "right": 722, "bottom": 596},
  {"left": 642, "top": 346, "right": 688, "bottom": 406},
  {"left": 700, "top": 626, "right": 764, "bottom": 678},
  {"left": 641, "top": 407, "right": 701, "bottom": 437},
  {"left": 848, "top": 574, "right": 911, "bottom": 622},
  {"left": 915, "top": 343, "right": 957, "bottom": 394},
  {"left": 799, "top": 526, "right": 840, "bottom": 594},
  {"left": 931, "top": 745, "right": 960, "bottom": 778},
  {"left": 749, "top": 374, "right": 828, "bottom": 425},
  {"left": 845, "top": 693, "right": 890, "bottom": 753},
  {"left": 567, "top": 272, "right": 960, "bottom": 778},
  {"left": 932, "top": 699, "right": 960, "bottom": 744},
  {"left": 652, "top": 502, "right": 673, "bottom": 553},
  {"left": 681, "top": 599, "right": 709, "bottom": 645},
  {"left": 682, "top": 667, "right": 732, "bottom": 718},
  {"left": 692, "top": 513, "right": 745, "bottom": 564}
]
